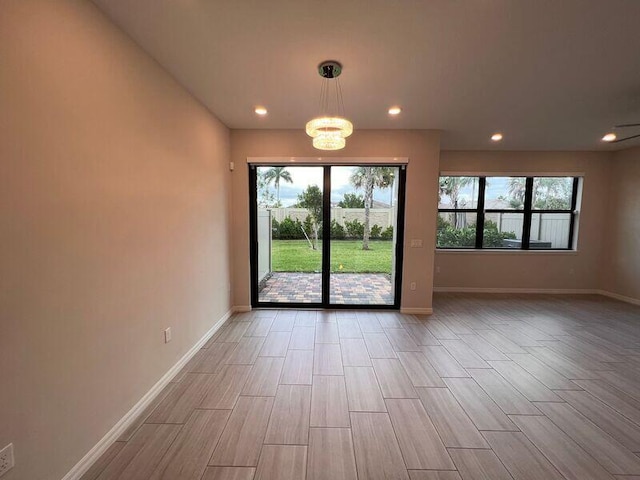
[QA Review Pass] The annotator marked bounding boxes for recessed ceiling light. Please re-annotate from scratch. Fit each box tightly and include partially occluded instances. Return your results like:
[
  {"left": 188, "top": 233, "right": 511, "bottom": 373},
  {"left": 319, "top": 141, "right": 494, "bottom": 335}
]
[
  {"left": 388, "top": 106, "right": 402, "bottom": 115},
  {"left": 602, "top": 133, "right": 617, "bottom": 142},
  {"left": 254, "top": 106, "right": 268, "bottom": 116},
  {"left": 491, "top": 133, "right": 503, "bottom": 142}
]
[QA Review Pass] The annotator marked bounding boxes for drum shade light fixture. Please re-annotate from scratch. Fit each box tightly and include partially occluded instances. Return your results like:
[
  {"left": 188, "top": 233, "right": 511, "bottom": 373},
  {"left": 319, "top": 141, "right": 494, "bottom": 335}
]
[{"left": 306, "top": 61, "right": 353, "bottom": 150}]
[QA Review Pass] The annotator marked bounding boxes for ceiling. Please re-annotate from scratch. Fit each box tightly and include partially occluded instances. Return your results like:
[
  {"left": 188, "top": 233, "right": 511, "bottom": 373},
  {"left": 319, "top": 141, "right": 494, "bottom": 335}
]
[{"left": 93, "top": 0, "right": 640, "bottom": 150}]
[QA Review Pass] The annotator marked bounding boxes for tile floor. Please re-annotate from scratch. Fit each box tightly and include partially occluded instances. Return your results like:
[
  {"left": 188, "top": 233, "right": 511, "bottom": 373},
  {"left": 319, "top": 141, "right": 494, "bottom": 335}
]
[
  {"left": 258, "top": 272, "right": 394, "bottom": 305},
  {"left": 83, "top": 293, "right": 640, "bottom": 480}
]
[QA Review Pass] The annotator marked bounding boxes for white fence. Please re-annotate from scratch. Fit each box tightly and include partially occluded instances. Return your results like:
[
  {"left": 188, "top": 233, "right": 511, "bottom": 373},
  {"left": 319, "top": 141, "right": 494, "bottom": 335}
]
[
  {"left": 489, "top": 212, "right": 571, "bottom": 248},
  {"left": 257, "top": 209, "right": 271, "bottom": 282},
  {"left": 270, "top": 207, "right": 396, "bottom": 229}
]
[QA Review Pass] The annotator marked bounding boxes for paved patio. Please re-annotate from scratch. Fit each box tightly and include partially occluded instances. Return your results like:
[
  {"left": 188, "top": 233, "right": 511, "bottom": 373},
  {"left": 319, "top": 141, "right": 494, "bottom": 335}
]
[{"left": 258, "top": 272, "right": 394, "bottom": 305}]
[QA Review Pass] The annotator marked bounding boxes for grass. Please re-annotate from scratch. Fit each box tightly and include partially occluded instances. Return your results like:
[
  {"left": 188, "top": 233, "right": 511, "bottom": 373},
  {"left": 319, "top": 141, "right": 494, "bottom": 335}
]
[{"left": 271, "top": 239, "right": 393, "bottom": 273}]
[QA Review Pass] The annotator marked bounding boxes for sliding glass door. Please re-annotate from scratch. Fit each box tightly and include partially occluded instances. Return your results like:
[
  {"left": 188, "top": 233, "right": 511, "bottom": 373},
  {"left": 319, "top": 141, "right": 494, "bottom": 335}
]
[{"left": 250, "top": 164, "right": 405, "bottom": 308}]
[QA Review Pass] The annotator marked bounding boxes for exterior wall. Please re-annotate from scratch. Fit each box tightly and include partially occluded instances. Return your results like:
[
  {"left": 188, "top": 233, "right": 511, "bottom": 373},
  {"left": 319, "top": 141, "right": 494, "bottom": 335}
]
[
  {"left": 230, "top": 130, "right": 441, "bottom": 312},
  {"left": 602, "top": 146, "right": 640, "bottom": 301},
  {"left": 435, "top": 151, "right": 611, "bottom": 291},
  {"left": 0, "top": 2, "right": 231, "bottom": 479}
]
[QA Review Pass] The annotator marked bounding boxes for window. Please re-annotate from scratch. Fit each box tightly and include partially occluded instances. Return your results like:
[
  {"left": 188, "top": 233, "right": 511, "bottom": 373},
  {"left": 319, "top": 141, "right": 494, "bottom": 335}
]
[{"left": 437, "top": 176, "right": 580, "bottom": 250}]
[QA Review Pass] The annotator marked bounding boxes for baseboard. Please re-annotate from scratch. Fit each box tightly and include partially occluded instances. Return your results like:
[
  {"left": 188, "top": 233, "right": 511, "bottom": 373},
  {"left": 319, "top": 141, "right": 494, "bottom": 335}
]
[
  {"left": 597, "top": 290, "right": 640, "bottom": 307},
  {"left": 432, "top": 287, "right": 640, "bottom": 306},
  {"left": 433, "top": 287, "right": 601, "bottom": 295},
  {"left": 232, "top": 305, "right": 252, "bottom": 312},
  {"left": 400, "top": 307, "right": 433, "bottom": 315},
  {"left": 62, "top": 308, "right": 234, "bottom": 480}
]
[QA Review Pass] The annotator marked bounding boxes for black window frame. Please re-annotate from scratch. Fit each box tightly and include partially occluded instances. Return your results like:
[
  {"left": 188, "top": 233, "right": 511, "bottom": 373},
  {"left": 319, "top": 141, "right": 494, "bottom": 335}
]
[{"left": 437, "top": 175, "right": 580, "bottom": 250}]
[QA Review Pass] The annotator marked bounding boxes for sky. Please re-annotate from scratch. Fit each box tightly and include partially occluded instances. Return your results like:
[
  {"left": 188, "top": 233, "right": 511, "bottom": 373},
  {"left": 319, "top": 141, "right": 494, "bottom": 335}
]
[{"left": 258, "top": 166, "right": 396, "bottom": 207}]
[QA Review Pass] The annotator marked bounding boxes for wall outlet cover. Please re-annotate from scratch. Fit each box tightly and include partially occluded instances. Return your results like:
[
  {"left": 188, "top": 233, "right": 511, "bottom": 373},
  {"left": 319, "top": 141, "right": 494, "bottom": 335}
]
[{"left": 0, "top": 443, "right": 14, "bottom": 477}]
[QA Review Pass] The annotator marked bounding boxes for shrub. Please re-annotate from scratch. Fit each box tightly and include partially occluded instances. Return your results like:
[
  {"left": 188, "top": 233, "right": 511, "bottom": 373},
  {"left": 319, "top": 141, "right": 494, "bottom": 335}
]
[
  {"left": 381, "top": 226, "right": 394, "bottom": 240},
  {"left": 437, "top": 215, "right": 449, "bottom": 230},
  {"left": 370, "top": 224, "right": 382, "bottom": 239},
  {"left": 436, "top": 225, "right": 476, "bottom": 247},
  {"left": 330, "top": 220, "right": 346, "bottom": 239},
  {"left": 271, "top": 218, "right": 280, "bottom": 239},
  {"left": 436, "top": 219, "right": 516, "bottom": 248},
  {"left": 278, "top": 216, "right": 304, "bottom": 239},
  {"left": 345, "top": 219, "right": 365, "bottom": 239},
  {"left": 482, "top": 220, "right": 516, "bottom": 247}
]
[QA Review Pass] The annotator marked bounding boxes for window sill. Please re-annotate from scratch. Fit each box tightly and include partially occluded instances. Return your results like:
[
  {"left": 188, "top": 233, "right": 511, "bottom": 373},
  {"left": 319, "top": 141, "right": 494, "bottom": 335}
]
[{"left": 435, "top": 249, "right": 579, "bottom": 256}]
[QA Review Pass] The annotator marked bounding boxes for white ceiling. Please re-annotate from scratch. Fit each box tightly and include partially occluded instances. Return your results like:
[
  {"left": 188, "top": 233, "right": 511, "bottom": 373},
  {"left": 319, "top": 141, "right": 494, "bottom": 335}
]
[{"left": 93, "top": 0, "right": 640, "bottom": 150}]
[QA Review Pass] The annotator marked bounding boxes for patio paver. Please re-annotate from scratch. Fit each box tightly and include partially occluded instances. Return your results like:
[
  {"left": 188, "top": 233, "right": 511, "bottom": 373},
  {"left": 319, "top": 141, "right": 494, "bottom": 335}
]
[{"left": 258, "top": 272, "right": 394, "bottom": 305}]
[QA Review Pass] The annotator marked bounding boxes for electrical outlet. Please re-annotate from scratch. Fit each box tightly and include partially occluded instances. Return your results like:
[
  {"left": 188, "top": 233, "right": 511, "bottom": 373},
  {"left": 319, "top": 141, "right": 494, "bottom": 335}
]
[
  {"left": 435, "top": 266, "right": 441, "bottom": 273},
  {"left": 0, "top": 443, "right": 14, "bottom": 477},
  {"left": 410, "top": 282, "right": 417, "bottom": 291},
  {"left": 164, "top": 327, "right": 172, "bottom": 343}
]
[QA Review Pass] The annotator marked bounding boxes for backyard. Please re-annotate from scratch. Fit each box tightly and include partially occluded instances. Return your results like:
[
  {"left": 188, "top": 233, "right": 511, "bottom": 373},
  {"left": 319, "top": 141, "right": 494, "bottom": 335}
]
[{"left": 272, "top": 239, "right": 393, "bottom": 273}]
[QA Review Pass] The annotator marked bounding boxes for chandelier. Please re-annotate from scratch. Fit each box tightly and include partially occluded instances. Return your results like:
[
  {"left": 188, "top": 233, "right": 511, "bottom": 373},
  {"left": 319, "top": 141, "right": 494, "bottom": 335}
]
[{"left": 306, "top": 61, "right": 354, "bottom": 150}]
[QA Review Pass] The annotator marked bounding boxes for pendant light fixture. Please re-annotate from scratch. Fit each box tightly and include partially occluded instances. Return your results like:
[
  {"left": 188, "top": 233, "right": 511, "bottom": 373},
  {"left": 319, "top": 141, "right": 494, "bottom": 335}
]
[{"left": 306, "top": 61, "right": 353, "bottom": 151}]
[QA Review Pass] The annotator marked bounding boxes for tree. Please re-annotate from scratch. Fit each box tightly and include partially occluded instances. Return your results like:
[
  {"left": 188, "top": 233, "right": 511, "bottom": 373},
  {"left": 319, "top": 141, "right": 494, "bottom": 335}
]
[
  {"left": 257, "top": 170, "right": 277, "bottom": 207},
  {"left": 338, "top": 193, "right": 365, "bottom": 208},
  {"left": 507, "top": 178, "right": 526, "bottom": 209},
  {"left": 263, "top": 166, "right": 293, "bottom": 204},
  {"left": 349, "top": 167, "right": 395, "bottom": 250},
  {"left": 297, "top": 185, "right": 323, "bottom": 250},
  {"left": 532, "top": 178, "right": 572, "bottom": 209},
  {"left": 507, "top": 177, "right": 572, "bottom": 209},
  {"left": 438, "top": 177, "right": 474, "bottom": 227}
]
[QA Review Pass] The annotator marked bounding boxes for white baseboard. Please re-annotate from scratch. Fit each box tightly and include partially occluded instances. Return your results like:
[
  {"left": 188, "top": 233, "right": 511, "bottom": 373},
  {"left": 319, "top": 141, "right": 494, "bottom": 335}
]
[
  {"left": 62, "top": 308, "right": 234, "bottom": 480},
  {"left": 433, "top": 287, "right": 640, "bottom": 307},
  {"left": 400, "top": 307, "right": 433, "bottom": 315},
  {"left": 597, "top": 290, "right": 640, "bottom": 306},
  {"left": 232, "top": 305, "right": 252, "bottom": 312},
  {"left": 433, "top": 287, "right": 600, "bottom": 295}
]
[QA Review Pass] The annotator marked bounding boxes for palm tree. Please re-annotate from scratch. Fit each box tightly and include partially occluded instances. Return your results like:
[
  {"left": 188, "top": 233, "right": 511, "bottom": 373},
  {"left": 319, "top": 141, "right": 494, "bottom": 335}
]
[
  {"left": 350, "top": 167, "right": 395, "bottom": 250},
  {"left": 439, "top": 177, "right": 474, "bottom": 228},
  {"left": 507, "top": 177, "right": 526, "bottom": 209},
  {"left": 532, "top": 177, "right": 571, "bottom": 209},
  {"left": 263, "top": 167, "right": 293, "bottom": 204}
]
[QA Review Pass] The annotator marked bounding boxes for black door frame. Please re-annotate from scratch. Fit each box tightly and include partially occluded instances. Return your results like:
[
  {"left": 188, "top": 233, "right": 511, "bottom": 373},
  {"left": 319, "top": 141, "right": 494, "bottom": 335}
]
[{"left": 249, "top": 164, "right": 406, "bottom": 310}]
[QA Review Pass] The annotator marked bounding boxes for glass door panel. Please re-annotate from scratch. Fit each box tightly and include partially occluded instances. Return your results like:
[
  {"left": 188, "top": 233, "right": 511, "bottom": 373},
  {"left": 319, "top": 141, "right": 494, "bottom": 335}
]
[
  {"left": 329, "top": 166, "right": 400, "bottom": 305},
  {"left": 255, "top": 166, "right": 324, "bottom": 304}
]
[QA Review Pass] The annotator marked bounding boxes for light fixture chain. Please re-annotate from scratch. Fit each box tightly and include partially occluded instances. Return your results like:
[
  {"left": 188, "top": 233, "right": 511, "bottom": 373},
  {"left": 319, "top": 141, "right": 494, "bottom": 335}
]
[{"left": 336, "top": 77, "right": 345, "bottom": 118}]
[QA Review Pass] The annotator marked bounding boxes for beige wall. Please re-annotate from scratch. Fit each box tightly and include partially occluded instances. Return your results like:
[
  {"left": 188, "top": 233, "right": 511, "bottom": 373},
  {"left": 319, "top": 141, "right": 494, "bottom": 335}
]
[
  {"left": 230, "top": 129, "right": 441, "bottom": 311},
  {"left": 434, "top": 151, "right": 611, "bottom": 291},
  {"left": 0, "top": 2, "right": 231, "bottom": 479},
  {"left": 602, "top": 147, "right": 640, "bottom": 301}
]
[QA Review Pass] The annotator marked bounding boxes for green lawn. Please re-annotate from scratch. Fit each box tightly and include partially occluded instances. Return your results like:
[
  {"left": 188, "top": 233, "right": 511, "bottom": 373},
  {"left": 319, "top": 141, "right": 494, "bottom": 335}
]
[{"left": 272, "top": 240, "right": 393, "bottom": 273}]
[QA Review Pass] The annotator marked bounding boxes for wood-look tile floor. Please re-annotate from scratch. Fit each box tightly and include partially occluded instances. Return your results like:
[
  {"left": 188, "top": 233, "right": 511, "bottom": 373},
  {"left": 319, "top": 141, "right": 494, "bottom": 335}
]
[{"left": 83, "top": 293, "right": 640, "bottom": 480}]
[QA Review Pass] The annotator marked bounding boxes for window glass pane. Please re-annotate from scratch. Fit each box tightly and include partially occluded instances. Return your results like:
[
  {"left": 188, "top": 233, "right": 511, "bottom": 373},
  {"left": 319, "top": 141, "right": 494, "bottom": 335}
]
[
  {"left": 483, "top": 213, "right": 523, "bottom": 248},
  {"left": 529, "top": 213, "right": 571, "bottom": 249},
  {"left": 484, "top": 177, "right": 526, "bottom": 210},
  {"left": 438, "top": 176, "right": 480, "bottom": 209},
  {"left": 330, "top": 166, "right": 398, "bottom": 305},
  {"left": 257, "top": 166, "right": 324, "bottom": 304},
  {"left": 437, "top": 212, "right": 477, "bottom": 248},
  {"left": 532, "top": 177, "right": 573, "bottom": 210}
]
